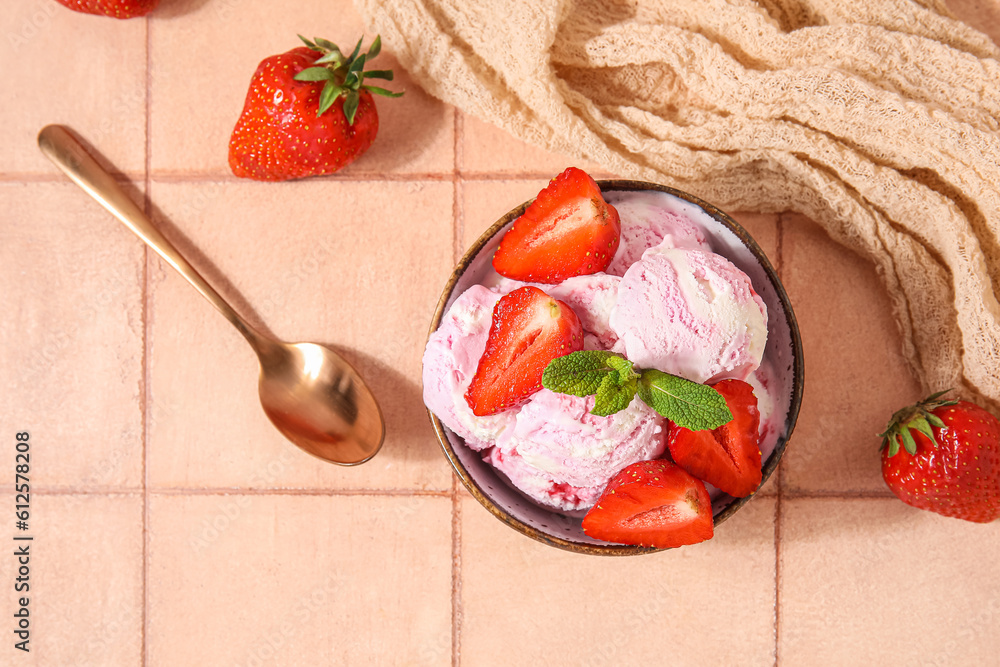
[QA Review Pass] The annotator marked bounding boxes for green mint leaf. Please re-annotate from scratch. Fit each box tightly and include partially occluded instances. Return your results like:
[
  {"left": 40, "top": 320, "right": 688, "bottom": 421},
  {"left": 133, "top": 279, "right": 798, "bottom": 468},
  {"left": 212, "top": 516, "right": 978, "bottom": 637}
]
[
  {"left": 592, "top": 375, "right": 637, "bottom": 417},
  {"left": 636, "top": 370, "right": 732, "bottom": 431},
  {"left": 605, "top": 355, "right": 638, "bottom": 381},
  {"left": 542, "top": 350, "right": 621, "bottom": 397}
]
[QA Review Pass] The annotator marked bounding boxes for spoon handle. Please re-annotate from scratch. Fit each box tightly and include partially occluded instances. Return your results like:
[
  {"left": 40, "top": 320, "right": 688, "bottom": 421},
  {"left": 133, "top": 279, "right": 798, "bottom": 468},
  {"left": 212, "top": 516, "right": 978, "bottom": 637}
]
[{"left": 38, "top": 125, "right": 265, "bottom": 348}]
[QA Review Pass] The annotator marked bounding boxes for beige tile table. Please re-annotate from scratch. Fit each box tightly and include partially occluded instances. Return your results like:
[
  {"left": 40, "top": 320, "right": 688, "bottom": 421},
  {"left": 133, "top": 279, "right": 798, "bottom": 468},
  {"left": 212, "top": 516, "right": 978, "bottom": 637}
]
[{"left": 2, "top": 0, "right": 1000, "bottom": 664}]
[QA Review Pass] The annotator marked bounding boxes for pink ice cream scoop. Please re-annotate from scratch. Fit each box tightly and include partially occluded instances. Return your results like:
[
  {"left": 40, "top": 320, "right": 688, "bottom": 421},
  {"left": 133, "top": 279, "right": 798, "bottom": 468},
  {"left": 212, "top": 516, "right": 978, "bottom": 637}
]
[
  {"left": 492, "top": 389, "right": 666, "bottom": 509},
  {"left": 610, "top": 245, "right": 768, "bottom": 384},
  {"left": 604, "top": 191, "right": 710, "bottom": 277},
  {"left": 421, "top": 285, "right": 518, "bottom": 450},
  {"left": 484, "top": 447, "right": 605, "bottom": 512},
  {"left": 495, "top": 274, "right": 621, "bottom": 351}
]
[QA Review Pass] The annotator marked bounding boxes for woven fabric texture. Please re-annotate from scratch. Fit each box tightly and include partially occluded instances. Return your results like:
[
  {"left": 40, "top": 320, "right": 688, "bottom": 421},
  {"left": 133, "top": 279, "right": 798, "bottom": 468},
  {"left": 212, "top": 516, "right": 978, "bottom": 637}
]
[{"left": 356, "top": 0, "right": 1000, "bottom": 409}]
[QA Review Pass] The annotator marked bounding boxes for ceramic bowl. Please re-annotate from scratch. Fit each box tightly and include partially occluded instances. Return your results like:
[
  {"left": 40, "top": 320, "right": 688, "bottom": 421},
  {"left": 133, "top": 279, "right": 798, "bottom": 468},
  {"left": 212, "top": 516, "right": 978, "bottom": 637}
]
[{"left": 426, "top": 180, "right": 804, "bottom": 555}]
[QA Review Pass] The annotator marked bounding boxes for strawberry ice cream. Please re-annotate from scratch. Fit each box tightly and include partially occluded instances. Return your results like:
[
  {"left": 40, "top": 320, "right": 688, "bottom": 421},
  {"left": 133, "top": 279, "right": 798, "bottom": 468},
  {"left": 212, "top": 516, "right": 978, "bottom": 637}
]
[
  {"left": 421, "top": 285, "right": 518, "bottom": 451},
  {"left": 484, "top": 448, "right": 606, "bottom": 511},
  {"left": 490, "top": 389, "right": 666, "bottom": 511},
  {"left": 495, "top": 273, "right": 621, "bottom": 350},
  {"left": 424, "top": 186, "right": 781, "bottom": 515},
  {"left": 604, "top": 190, "right": 710, "bottom": 276},
  {"left": 610, "top": 246, "right": 767, "bottom": 385}
]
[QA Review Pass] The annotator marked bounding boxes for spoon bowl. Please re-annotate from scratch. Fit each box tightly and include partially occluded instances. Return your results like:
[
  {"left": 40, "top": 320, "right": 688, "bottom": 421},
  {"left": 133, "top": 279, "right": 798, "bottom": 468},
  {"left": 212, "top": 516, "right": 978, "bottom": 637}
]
[
  {"left": 256, "top": 340, "right": 384, "bottom": 465},
  {"left": 38, "top": 124, "right": 385, "bottom": 466}
]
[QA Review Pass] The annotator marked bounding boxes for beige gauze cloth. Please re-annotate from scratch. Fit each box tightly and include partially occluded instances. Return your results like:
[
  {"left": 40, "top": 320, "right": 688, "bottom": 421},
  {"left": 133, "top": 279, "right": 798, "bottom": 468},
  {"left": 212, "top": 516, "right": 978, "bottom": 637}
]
[{"left": 355, "top": 0, "right": 1000, "bottom": 411}]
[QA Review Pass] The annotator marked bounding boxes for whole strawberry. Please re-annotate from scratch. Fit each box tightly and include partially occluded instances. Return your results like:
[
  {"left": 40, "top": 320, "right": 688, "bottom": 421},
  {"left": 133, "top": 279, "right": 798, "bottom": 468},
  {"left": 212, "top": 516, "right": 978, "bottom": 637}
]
[
  {"left": 880, "top": 390, "right": 1000, "bottom": 523},
  {"left": 229, "top": 35, "right": 402, "bottom": 181},
  {"left": 55, "top": 0, "right": 158, "bottom": 18}
]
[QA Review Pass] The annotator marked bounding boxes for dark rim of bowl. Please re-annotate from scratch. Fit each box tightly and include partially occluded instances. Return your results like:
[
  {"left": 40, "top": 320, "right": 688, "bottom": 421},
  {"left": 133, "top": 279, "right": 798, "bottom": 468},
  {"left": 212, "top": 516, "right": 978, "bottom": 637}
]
[{"left": 425, "top": 179, "right": 805, "bottom": 556}]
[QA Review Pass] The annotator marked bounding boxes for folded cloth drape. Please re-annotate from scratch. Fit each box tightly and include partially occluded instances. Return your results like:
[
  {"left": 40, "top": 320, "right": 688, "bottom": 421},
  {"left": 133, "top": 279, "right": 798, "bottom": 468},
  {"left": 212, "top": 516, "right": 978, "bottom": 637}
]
[{"left": 356, "top": 0, "right": 1000, "bottom": 410}]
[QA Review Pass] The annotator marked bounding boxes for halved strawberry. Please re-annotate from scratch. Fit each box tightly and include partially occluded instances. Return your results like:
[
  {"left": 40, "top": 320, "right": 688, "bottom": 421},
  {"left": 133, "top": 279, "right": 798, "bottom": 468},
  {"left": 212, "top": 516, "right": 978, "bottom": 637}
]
[
  {"left": 582, "top": 459, "right": 714, "bottom": 548},
  {"left": 465, "top": 286, "right": 583, "bottom": 416},
  {"left": 667, "top": 379, "right": 761, "bottom": 497},
  {"left": 492, "top": 167, "right": 620, "bottom": 284}
]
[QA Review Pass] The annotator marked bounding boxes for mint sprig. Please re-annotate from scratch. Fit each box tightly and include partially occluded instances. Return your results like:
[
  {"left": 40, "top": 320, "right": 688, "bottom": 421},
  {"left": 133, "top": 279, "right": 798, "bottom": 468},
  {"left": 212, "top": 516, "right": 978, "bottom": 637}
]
[
  {"left": 542, "top": 351, "right": 733, "bottom": 431},
  {"left": 636, "top": 369, "right": 732, "bottom": 430},
  {"left": 540, "top": 350, "right": 621, "bottom": 397}
]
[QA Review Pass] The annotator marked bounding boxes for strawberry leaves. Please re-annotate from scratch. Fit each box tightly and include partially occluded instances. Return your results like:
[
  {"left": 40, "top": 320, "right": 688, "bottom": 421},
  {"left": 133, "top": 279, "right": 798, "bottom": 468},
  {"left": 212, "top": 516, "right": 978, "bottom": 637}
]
[
  {"left": 294, "top": 34, "right": 403, "bottom": 123},
  {"left": 879, "top": 391, "right": 1000, "bottom": 523},
  {"left": 542, "top": 351, "right": 733, "bottom": 430},
  {"left": 879, "top": 389, "right": 956, "bottom": 456}
]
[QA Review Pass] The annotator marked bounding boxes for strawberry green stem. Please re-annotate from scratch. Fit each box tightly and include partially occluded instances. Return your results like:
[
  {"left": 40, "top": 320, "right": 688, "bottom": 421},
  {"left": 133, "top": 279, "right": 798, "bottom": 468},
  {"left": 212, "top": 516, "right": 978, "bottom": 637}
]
[{"left": 293, "top": 34, "right": 403, "bottom": 124}]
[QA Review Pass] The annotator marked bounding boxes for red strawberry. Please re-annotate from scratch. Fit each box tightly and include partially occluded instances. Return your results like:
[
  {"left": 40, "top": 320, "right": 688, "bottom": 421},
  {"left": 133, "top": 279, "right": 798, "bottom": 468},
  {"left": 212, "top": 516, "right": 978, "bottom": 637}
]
[
  {"left": 492, "top": 167, "right": 621, "bottom": 283},
  {"left": 666, "top": 379, "right": 762, "bottom": 498},
  {"left": 465, "top": 286, "right": 583, "bottom": 416},
  {"left": 229, "top": 35, "right": 402, "bottom": 182},
  {"left": 55, "top": 0, "right": 157, "bottom": 18},
  {"left": 880, "top": 391, "right": 1000, "bottom": 523},
  {"left": 582, "top": 459, "right": 714, "bottom": 548}
]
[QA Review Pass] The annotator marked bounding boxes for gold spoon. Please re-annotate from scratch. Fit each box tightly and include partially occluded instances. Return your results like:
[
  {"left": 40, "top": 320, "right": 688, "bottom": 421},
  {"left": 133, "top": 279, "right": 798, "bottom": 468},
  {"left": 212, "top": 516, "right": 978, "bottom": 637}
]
[{"left": 38, "top": 125, "right": 385, "bottom": 466}]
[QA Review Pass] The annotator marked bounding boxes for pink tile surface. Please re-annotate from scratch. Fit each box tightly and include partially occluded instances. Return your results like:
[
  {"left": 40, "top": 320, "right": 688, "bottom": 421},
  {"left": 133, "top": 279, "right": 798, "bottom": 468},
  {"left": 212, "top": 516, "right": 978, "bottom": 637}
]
[
  {"left": 461, "top": 113, "right": 610, "bottom": 177},
  {"left": 781, "top": 214, "right": 922, "bottom": 495},
  {"left": 147, "top": 493, "right": 452, "bottom": 665},
  {"left": 460, "top": 495, "right": 777, "bottom": 665},
  {"left": 780, "top": 498, "right": 1000, "bottom": 664},
  {"left": 0, "top": 182, "right": 145, "bottom": 489},
  {"left": 1, "top": 3, "right": 147, "bottom": 176},
  {"left": 3, "top": 0, "right": 999, "bottom": 663},
  {"left": 0, "top": 494, "right": 143, "bottom": 665}
]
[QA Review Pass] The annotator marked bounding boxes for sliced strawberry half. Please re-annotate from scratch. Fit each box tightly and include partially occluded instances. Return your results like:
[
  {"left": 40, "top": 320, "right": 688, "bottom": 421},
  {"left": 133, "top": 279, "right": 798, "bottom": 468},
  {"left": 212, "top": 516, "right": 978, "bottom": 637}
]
[
  {"left": 667, "top": 379, "right": 761, "bottom": 497},
  {"left": 492, "top": 167, "right": 621, "bottom": 284},
  {"left": 465, "top": 286, "right": 583, "bottom": 416},
  {"left": 582, "top": 459, "right": 714, "bottom": 549}
]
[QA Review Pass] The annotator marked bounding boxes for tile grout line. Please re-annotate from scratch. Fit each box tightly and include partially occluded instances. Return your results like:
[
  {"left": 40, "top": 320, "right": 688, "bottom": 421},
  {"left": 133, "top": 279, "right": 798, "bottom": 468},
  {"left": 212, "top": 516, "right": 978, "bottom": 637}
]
[
  {"left": 142, "top": 15, "right": 153, "bottom": 667},
  {"left": 0, "top": 170, "right": 577, "bottom": 184},
  {"left": 0, "top": 173, "right": 149, "bottom": 183},
  {"left": 149, "top": 487, "right": 454, "bottom": 497},
  {"left": 0, "top": 485, "right": 460, "bottom": 496},
  {"left": 0, "top": 486, "right": 897, "bottom": 499},
  {"left": 451, "top": 106, "right": 464, "bottom": 667}
]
